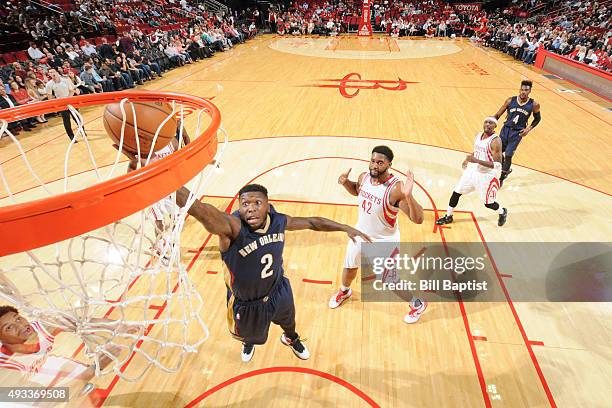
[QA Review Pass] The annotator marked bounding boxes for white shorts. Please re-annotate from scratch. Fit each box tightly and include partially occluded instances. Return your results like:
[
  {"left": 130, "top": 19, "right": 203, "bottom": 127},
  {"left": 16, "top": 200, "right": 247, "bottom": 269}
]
[
  {"left": 149, "top": 197, "right": 175, "bottom": 221},
  {"left": 344, "top": 235, "right": 400, "bottom": 283},
  {"left": 454, "top": 168, "right": 500, "bottom": 205},
  {"left": 343, "top": 231, "right": 401, "bottom": 269}
]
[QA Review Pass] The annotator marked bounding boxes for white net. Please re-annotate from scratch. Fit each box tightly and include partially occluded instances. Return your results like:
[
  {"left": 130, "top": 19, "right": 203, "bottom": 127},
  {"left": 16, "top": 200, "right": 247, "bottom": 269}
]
[{"left": 0, "top": 95, "right": 226, "bottom": 381}]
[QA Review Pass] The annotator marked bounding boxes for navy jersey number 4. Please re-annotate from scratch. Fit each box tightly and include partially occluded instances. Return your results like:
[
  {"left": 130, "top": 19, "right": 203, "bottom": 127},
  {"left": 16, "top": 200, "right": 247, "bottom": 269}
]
[{"left": 504, "top": 96, "right": 534, "bottom": 130}]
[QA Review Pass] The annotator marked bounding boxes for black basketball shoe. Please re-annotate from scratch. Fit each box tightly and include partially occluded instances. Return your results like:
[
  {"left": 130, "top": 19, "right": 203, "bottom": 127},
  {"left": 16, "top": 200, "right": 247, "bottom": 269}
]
[
  {"left": 436, "top": 215, "right": 453, "bottom": 225},
  {"left": 498, "top": 208, "right": 508, "bottom": 226},
  {"left": 241, "top": 343, "right": 255, "bottom": 362},
  {"left": 281, "top": 334, "right": 310, "bottom": 360}
]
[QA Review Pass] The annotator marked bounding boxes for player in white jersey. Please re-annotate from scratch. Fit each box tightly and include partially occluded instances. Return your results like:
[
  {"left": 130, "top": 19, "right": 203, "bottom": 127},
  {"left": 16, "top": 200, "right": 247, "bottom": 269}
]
[
  {"left": 436, "top": 117, "right": 508, "bottom": 227},
  {"left": 122, "top": 135, "right": 186, "bottom": 261},
  {"left": 0, "top": 305, "right": 137, "bottom": 400},
  {"left": 124, "top": 124, "right": 190, "bottom": 231},
  {"left": 148, "top": 139, "right": 178, "bottom": 227},
  {"left": 329, "top": 146, "right": 429, "bottom": 324}
]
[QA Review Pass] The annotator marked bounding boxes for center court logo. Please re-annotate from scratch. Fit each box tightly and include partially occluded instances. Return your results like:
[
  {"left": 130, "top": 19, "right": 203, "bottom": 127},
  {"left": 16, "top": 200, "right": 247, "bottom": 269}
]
[{"left": 302, "top": 72, "right": 418, "bottom": 99}]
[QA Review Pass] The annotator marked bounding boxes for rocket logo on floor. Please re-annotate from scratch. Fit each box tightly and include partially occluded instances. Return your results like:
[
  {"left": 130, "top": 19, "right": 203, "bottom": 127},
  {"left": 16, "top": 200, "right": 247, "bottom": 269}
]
[{"left": 302, "top": 72, "right": 418, "bottom": 99}]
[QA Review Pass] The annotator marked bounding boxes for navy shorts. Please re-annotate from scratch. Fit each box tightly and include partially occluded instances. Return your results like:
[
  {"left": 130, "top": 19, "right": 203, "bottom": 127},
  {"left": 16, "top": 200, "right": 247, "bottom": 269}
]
[
  {"left": 226, "top": 276, "right": 296, "bottom": 345},
  {"left": 500, "top": 125, "right": 522, "bottom": 157}
]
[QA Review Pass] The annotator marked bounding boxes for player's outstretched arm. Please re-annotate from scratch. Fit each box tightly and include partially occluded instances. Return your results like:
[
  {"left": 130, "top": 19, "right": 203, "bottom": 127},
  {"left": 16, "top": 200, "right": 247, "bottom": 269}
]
[
  {"left": 493, "top": 97, "right": 511, "bottom": 120},
  {"left": 175, "top": 187, "right": 240, "bottom": 239},
  {"left": 391, "top": 170, "right": 424, "bottom": 224},
  {"left": 286, "top": 216, "right": 372, "bottom": 242}
]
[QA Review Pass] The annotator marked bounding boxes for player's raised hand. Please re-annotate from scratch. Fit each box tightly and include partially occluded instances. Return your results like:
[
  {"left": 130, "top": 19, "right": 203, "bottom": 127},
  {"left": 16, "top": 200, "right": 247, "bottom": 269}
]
[
  {"left": 338, "top": 168, "right": 352, "bottom": 185},
  {"left": 112, "top": 144, "right": 147, "bottom": 172},
  {"left": 346, "top": 226, "right": 372, "bottom": 243},
  {"left": 401, "top": 170, "right": 415, "bottom": 198}
]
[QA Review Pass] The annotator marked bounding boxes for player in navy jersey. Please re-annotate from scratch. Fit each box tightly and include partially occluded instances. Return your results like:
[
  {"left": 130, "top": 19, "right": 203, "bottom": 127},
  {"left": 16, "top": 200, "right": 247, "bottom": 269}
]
[
  {"left": 493, "top": 80, "right": 541, "bottom": 186},
  {"left": 176, "top": 184, "right": 370, "bottom": 362}
]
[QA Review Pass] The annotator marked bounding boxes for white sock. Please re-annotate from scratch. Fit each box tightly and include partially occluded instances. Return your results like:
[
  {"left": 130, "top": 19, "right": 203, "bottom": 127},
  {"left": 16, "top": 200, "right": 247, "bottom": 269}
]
[
  {"left": 340, "top": 285, "right": 350, "bottom": 292},
  {"left": 446, "top": 206, "right": 454, "bottom": 217}
]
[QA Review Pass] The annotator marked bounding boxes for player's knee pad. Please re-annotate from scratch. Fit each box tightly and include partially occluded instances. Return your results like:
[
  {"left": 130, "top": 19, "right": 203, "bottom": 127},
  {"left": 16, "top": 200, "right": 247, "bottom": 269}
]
[
  {"left": 485, "top": 202, "right": 500, "bottom": 211},
  {"left": 449, "top": 191, "right": 461, "bottom": 207}
]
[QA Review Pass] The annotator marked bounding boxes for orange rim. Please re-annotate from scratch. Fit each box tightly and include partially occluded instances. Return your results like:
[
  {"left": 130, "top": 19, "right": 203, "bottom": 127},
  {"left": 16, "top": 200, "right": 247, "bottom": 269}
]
[{"left": 0, "top": 91, "right": 220, "bottom": 256}]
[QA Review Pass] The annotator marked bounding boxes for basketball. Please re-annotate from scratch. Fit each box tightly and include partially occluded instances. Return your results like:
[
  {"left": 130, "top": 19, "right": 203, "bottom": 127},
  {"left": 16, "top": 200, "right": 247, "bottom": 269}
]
[{"left": 103, "top": 101, "right": 177, "bottom": 155}]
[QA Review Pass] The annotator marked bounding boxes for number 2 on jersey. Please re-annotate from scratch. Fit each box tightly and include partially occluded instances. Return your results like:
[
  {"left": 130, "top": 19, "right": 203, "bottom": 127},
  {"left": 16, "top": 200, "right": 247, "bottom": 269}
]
[
  {"left": 260, "top": 253, "right": 274, "bottom": 279},
  {"left": 361, "top": 200, "right": 372, "bottom": 214}
]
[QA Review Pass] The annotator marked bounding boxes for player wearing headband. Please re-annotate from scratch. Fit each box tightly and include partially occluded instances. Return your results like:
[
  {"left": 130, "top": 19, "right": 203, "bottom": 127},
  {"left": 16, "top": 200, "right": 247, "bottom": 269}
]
[{"left": 436, "top": 117, "right": 508, "bottom": 227}]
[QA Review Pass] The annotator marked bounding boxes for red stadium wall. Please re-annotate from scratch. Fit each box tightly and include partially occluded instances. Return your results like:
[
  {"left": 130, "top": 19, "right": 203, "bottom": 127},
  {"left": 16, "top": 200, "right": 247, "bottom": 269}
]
[{"left": 535, "top": 48, "right": 612, "bottom": 101}]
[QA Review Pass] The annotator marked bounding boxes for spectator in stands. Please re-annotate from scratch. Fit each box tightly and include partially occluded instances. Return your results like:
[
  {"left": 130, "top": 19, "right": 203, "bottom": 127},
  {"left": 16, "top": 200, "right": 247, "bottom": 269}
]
[
  {"left": 65, "top": 46, "right": 84, "bottom": 67},
  {"left": 164, "top": 41, "right": 186, "bottom": 65},
  {"left": 27, "top": 42, "right": 45, "bottom": 61},
  {"left": 81, "top": 41, "right": 98, "bottom": 57},
  {"left": 575, "top": 45, "right": 587, "bottom": 62},
  {"left": 10, "top": 63, "right": 26, "bottom": 81},
  {"left": 98, "top": 61, "right": 125, "bottom": 91},
  {"left": 507, "top": 34, "right": 524, "bottom": 57},
  {"left": 126, "top": 54, "right": 152, "bottom": 81},
  {"left": 24, "top": 78, "right": 48, "bottom": 123},
  {"left": 202, "top": 30, "right": 224, "bottom": 52},
  {"left": 113, "top": 55, "right": 142, "bottom": 86},
  {"left": 213, "top": 29, "right": 232, "bottom": 50},
  {"left": 516, "top": 35, "right": 531, "bottom": 60},
  {"left": 66, "top": 71, "right": 90, "bottom": 95},
  {"left": 60, "top": 61, "right": 78, "bottom": 76},
  {"left": 59, "top": 37, "right": 71, "bottom": 50},
  {"left": 131, "top": 50, "right": 161, "bottom": 78},
  {"left": 141, "top": 44, "right": 170, "bottom": 73},
  {"left": 88, "top": 63, "right": 112, "bottom": 92},
  {"left": 8, "top": 81, "right": 31, "bottom": 105},
  {"left": 584, "top": 48, "right": 598, "bottom": 65},
  {"left": 184, "top": 39, "right": 203, "bottom": 61},
  {"left": 437, "top": 20, "right": 447, "bottom": 37},
  {"left": 523, "top": 41, "right": 540, "bottom": 64},
  {"left": 119, "top": 34, "right": 136, "bottom": 54},
  {"left": 13, "top": 76, "right": 26, "bottom": 90},
  {"left": 97, "top": 37, "right": 115, "bottom": 60},
  {"left": 35, "top": 80, "right": 48, "bottom": 98},
  {"left": 0, "top": 87, "right": 35, "bottom": 133}
]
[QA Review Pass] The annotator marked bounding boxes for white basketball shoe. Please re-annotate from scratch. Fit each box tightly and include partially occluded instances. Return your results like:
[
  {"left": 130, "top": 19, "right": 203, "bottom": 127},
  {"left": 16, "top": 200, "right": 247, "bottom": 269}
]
[
  {"left": 403, "top": 299, "right": 428, "bottom": 324},
  {"left": 329, "top": 288, "right": 352, "bottom": 309}
]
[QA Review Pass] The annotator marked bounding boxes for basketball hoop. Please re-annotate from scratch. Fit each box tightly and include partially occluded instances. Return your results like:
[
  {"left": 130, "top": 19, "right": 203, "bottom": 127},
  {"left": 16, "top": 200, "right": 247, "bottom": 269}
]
[
  {"left": 0, "top": 91, "right": 221, "bottom": 256},
  {"left": 0, "top": 92, "right": 227, "bottom": 381}
]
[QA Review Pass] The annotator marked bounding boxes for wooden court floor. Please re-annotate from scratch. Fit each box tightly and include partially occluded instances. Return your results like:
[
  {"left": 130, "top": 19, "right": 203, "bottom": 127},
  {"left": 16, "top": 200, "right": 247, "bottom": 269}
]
[{"left": 0, "top": 35, "right": 610, "bottom": 407}]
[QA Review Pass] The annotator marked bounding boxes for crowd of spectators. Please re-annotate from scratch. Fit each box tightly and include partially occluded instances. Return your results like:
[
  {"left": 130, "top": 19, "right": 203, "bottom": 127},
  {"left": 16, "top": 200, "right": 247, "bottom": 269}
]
[
  {"left": 266, "top": 1, "right": 358, "bottom": 36},
  {"left": 265, "top": 1, "right": 610, "bottom": 71},
  {"left": 1, "top": 0, "right": 259, "bottom": 135},
  {"left": 480, "top": 1, "right": 611, "bottom": 71},
  {"left": 1, "top": 0, "right": 610, "bottom": 136}
]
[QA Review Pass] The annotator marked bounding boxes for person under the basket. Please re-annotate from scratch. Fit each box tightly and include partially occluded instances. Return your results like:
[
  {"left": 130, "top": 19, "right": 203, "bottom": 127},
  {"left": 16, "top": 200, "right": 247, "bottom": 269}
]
[{"left": 0, "top": 305, "right": 138, "bottom": 401}]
